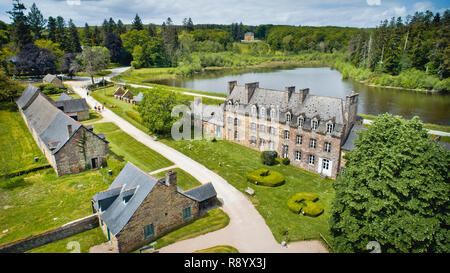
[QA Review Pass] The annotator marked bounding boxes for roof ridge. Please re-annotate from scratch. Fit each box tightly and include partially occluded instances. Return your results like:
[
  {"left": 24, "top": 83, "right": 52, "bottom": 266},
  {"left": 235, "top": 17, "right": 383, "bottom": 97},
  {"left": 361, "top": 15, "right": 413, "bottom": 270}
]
[{"left": 184, "top": 182, "right": 213, "bottom": 193}]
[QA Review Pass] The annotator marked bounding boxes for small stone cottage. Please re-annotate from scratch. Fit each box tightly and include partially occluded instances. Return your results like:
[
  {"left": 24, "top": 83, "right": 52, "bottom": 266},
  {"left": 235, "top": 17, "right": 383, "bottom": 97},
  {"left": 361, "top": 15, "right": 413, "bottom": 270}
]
[
  {"left": 121, "top": 90, "right": 134, "bottom": 103},
  {"left": 54, "top": 93, "right": 90, "bottom": 121},
  {"left": 16, "top": 85, "right": 109, "bottom": 176},
  {"left": 113, "top": 87, "right": 125, "bottom": 99},
  {"left": 43, "top": 74, "right": 64, "bottom": 88},
  {"left": 91, "top": 162, "right": 217, "bottom": 253}
]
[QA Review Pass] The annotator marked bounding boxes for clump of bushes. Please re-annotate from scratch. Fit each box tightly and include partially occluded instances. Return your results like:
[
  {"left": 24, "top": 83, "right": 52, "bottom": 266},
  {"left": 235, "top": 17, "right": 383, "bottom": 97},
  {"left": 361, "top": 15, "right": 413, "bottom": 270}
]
[
  {"left": 125, "top": 111, "right": 142, "bottom": 123},
  {"left": 261, "top": 151, "right": 278, "bottom": 166},
  {"left": 38, "top": 83, "right": 62, "bottom": 95},
  {"left": 281, "top": 157, "right": 290, "bottom": 165},
  {"left": 287, "top": 192, "right": 324, "bottom": 217},
  {"left": 247, "top": 168, "right": 285, "bottom": 187}
]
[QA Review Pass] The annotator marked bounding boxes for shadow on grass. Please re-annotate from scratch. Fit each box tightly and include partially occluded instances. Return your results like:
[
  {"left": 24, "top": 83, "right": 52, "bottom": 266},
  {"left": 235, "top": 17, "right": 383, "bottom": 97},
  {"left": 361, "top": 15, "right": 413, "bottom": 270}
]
[{"left": 0, "top": 177, "right": 31, "bottom": 190}]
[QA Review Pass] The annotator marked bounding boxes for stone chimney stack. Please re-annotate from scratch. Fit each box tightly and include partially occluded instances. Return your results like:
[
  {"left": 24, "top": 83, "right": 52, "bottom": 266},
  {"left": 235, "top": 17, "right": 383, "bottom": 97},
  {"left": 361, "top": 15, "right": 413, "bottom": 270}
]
[
  {"left": 244, "top": 82, "right": 259, "bottom": 104},
  {"left": 285, "top": 86, "right": 295, "bottom": 103},
  {"left": 228, "top": 81, "right": 237, "bottom": 97},
  {"left": 67, "top": 124, "right": 73, "bottom": 135},
  {"left": 165, "top": 170, "right": 177, "bottom": 187},
  {"left": 298, "top": 88, "right": 309, "bottom": 104}
]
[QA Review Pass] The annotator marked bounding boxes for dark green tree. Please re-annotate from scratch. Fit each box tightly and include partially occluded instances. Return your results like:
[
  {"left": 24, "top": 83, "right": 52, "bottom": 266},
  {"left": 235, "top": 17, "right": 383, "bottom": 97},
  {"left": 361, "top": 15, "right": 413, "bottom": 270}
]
[
  {"left": 330, "top": 114, "right": 450, "bottom": 253},
  {"left": 27, "top": 3, "right": 46, "bottom": 40},
  {"left": 7, "top": 0, "right": 32, "bottom": 49},
  {"left": 117, "top": 19, "right": 126, "bottom": 35},
  {"left": 67, "top": 19, "right": 81, "bottom": 53},
  {"left": 132, "top": 14, "right": 144, "bottom": 31},
  {"left": 55, "top": 16, "right": 68, "bottom": 51},
  {"left": 83, "top": 23, "right": 92, "bottom": 45},
  {"left": 47, "top": 16, "right": 57, "bottom": 43}
]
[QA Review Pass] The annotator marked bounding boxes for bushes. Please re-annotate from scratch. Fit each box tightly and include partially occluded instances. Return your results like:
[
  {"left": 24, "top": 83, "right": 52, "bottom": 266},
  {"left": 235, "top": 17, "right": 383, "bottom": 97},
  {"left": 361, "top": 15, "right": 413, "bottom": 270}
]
[
  {"left": 125, "top": 111, "right": 142, "bottom": 123},
  {"left": 38, "top": 83, "right": 61, "bottom": 95},
  {"left": 261, "top": 151, "right": 278, "bottom": 166},
  {"left": 281, "top": 157, "right": 290, "bottom": 165},
  {"left": 247, "top": 169, "right": 285, "bottom": 187},
  {"left": 287, "top": 192, "right": 324, "bottom": 217}
]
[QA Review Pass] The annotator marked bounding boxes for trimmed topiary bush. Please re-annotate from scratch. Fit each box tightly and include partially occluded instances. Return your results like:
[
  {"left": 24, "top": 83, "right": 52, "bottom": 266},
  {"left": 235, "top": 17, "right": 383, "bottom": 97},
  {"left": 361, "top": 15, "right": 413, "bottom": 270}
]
[
  {"left": 247, "top": 169, "right": 285, "bottom": 187},
  {"left": 287, "top": 192, "right": 324, "bottom": 217},
  {"left": 281, "top": 157, "right": 290, "bottom": 165},
  {"left": 261, "top": 151, "right": 278, "bottom": 166}
]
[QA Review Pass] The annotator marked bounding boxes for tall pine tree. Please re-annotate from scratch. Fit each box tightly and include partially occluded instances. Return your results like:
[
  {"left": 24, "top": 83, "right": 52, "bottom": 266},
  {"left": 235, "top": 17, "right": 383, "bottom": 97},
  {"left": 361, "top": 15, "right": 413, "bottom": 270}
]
[
  {"left": 7, "top": 0, "right": 32, "bottom": 49},
  {"left": 27, "top": 3, "right": 46, "bottom": 40}
]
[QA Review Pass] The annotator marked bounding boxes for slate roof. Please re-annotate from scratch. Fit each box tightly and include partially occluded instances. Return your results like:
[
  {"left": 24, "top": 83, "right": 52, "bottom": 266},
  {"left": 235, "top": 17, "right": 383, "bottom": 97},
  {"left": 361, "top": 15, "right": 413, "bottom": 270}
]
[
  {"left": 16, "top": 84, "right": 40, "bottom": 110},
  {"left": 93, "top": 162, "right": 160, "bottom": 236},
  {"left": 341, "top": 124, "right": 367, "bottom": 151},
  {"left": 54, "top": 98, "right": 90, "bottom": 113},
  {"left": 122, "top": 90, "right": 134, "bottom": 99},
  {"left": 182, "top": 183, "right": 217, "bottom": 202},
  {"left": 43, "top": 74, "right": 59, "bottom": 83},
  {"left": 56, "top": 93, "right": 73, "bottom": 102},
  {"left": 133, "top": 92, "right": 144, "bottom": 103},
  {"left": 113, "top": 87, "right": 125, "bottom": 96}
]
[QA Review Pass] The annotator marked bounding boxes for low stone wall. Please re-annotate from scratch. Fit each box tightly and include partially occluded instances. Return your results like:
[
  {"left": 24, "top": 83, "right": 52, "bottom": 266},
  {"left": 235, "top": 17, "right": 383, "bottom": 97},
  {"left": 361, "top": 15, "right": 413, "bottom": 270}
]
[{"left": 0, "top": 214, "right": 99, "bottom": 253}]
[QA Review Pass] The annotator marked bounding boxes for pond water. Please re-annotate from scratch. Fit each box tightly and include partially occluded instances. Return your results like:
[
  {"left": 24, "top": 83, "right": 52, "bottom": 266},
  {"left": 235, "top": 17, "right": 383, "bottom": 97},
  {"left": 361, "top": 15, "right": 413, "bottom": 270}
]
[{"left": 152, "top": 65, "right": 450, "bottom": 125}]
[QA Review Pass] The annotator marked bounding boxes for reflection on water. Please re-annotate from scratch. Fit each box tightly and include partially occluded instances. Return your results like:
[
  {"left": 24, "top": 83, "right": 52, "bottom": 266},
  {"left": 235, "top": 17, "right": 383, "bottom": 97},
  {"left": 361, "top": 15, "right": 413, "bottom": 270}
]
[{"left": 153, "top": 66, "right": 450, "bottom": 125}]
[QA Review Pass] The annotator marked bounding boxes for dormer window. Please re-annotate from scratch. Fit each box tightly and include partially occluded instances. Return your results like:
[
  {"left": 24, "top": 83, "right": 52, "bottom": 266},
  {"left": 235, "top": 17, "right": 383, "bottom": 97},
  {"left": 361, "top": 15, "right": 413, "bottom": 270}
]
[
  {"left": 227, "top": 100, "right": 233, "bottom": 110},
  {"left": 270, "top": 109, "right": 276, "bottom": 120},
  {"left": 311, "top": 119, "right": 318, "bottom": 130},
  {"left": 298, "top": 117, "right": 304, "bottom": 128},
  {"left": 251, "top": 105, "right": 257, "bottom": 116},
  {"left": 235, "top": 102, "right": 239, "bottom": 110},
  {"left": 260, "top": 107, "right": 266, "bottom": 119},
  {"left": 326, "top": 123, "right": 334, "bottom": 133},
  {"left": 286, "top": 113, "right": 291, "bottom": 123}
]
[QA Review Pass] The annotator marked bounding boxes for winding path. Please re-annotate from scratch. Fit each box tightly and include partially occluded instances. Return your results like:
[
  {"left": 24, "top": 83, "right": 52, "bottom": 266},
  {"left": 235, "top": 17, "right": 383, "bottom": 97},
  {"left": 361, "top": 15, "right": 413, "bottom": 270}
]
[{"left": 67, "top": 73, "right": 328, "bottom": 253}]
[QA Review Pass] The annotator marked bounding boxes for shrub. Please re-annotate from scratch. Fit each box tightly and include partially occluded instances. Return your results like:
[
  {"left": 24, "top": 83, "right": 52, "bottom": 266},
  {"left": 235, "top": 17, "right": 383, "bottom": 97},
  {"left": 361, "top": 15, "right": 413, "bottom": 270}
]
[
  {"left": 38, "top": 83, "right": 61, "bottom": 95},
  {"left": 247, "top": 169, "right": 285, "bottom": 187},
  {"left": 261, "top": 151, "right": 278, "bottom": 166},
  {"left": 281, "top": 157, "right": 290, "bottom": 165},
  {"left": 287, "top": 192, "right": 324, "bottom": 217},
  {"left": 125, "top": 111, "right": 142, "bottom": 123}
]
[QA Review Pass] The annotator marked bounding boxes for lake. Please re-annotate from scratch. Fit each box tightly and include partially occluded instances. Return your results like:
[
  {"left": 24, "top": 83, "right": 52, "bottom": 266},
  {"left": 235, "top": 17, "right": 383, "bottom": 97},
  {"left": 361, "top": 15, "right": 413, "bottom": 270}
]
[{"left": 153, "top": 65, "right": 450, "bottom": 125}]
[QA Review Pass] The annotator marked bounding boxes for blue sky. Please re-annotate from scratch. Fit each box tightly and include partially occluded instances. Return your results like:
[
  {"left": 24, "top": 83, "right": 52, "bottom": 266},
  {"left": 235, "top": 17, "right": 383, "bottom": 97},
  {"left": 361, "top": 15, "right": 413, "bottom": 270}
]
[{"left": 0, "top": 0, "right": 448, "bottom": 27}]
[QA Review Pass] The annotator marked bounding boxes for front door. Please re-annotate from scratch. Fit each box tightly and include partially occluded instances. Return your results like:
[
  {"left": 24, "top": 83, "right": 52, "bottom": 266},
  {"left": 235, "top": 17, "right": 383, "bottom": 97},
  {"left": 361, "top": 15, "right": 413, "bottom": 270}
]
[{"left": 91, "top": 158, "right": 99, "bottom": 169}]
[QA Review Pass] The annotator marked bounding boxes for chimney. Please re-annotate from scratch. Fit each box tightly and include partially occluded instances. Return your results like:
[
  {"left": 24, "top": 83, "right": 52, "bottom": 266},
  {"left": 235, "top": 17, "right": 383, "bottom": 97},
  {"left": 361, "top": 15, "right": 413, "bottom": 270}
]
[
  {"left": 244, "top": 82, "right": 259, "bottom": 104},
  {"left": 344, "top": 92, "right": 359, "bottom": 125},
  {"left": 285, "top": 86, "right": 295, "bottom": 103},
  {"left": 67, "top": 124, "right": 73, "bottom": 135},
  {"left": 228, "top": 81, "right": 237, "bottom": 97},
  {"left": 298, "top": 88, "right": 309, "bottom": 104},
  {"left": 165, "top": 170, "right": 177, "bottom": 187}
]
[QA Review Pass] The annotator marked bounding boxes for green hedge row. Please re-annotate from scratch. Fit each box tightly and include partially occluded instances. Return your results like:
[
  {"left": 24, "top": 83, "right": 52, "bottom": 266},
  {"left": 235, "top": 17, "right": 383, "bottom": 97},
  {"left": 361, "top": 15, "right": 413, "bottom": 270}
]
[
  {"left": 247, "top": 169, "right": 285, "bottom": 187},
  {"left": 125, "top": 111, "right": 142, "bottom": 123},
  {"left": 287, "top": 192, "right": 324, "bottom": 217}
]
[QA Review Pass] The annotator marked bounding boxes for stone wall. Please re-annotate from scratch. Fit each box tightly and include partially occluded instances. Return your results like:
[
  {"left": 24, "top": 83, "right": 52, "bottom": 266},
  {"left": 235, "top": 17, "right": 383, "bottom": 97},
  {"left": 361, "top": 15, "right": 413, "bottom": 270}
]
[{"left": 0, "top": 214, "right": 99, "bottom": 253}]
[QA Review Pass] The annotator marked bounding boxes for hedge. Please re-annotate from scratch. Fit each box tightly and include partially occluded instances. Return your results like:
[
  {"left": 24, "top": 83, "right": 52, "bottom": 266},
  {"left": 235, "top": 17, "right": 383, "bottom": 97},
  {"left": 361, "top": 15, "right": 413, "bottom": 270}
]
[
  {"left": 125, "top": 111, "right": 142, "bottom": 123},
  {"left": 247, "top": 169, "right": 285, "bottom": 187},
  {"left": 261, "top": 151, "right": 278, "bottom": 166},
  {"left": 287, "top": 192, "right": 324, "bottom": 217}
]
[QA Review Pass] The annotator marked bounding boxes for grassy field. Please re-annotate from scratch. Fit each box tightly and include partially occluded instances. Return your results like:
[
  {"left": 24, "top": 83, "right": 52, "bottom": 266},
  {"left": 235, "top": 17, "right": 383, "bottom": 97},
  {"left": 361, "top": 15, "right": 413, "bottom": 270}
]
[
  {"left": 359, "top": 113, "right": 450, "bottom": 133},
  {"left": 0, "top": 103, "right": 48, "bottom": 176},
  {"left": 93, "top": 122, "right": 174, "bottom": 173},
  {"left": 0, "top": 154, "right": 125, "bottom": 245},
  {"left": 160, "top": 138, "right": 335, "bottom": 244},
  {"left": 193, "top": 245, "right": 239, "bottom": 253}
]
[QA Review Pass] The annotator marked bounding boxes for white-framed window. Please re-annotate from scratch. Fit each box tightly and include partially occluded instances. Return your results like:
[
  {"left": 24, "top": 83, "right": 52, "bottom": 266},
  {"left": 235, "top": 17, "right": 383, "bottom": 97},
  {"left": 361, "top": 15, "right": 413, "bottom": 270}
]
[
  {"left": 284, "top": 130, "right": 290, "bottom": 140},
  {"left": 269, "top": 126, "right": 276, "bottom": 136},
  {"left": 324, "top": 142, "right": 331, "bottom": 153},
  {"left": 286, "top": 113, "right": 291, "bottom": 122},
  {"left": 251, "top": 122, "right": 257, "bottom": 131},
  {"left": 251, "top": 105, "right": 257, "bottom": 116},
  {"left": 260, "top": 124, "right": 266, "bottom": 133},
  {"left": 259, "top": 138, "right": 265, "bottom": 147},
  {"left": 309, "top": 154, "right": 315, "bottom": 165},
  {"left": 227, "top": 100, "right": 233, "bottom": 110},
  {"left": 235, "top": 102, "right": 239, "bottom": 110},
  {"left": 234, "top": 118, "right": 239, "bottom": 126},
  {"left": 250, "top": 136, "right": 257, "bottom": 145},
  {"left": 295, "top": 151, "right": 301, "bottom": 161},
  {"left": 326, "top": 123, "right": 334, "bottom": 133},
  {"left": 296, "top": 135, "right": 302, "bottom": 145},
  {"left": 323, "top": 159, "right": 330, "bottom": 170},
  {"left": 310, "top": 139, "right": 316, "bottom": 148},
  {"left": 298, "top": 117, "right": 304, "bottom": 127},
  {"left": 260, "top": 107, "right": 266, "bottom": 119},
  {"left": 227, "top": 116, "right": 233, "bottom": 125},
  {"left": 234, "top": 130, "right": 239, "bottom": 140},
  {"left": 311, "top": 119, "right": 318, "bottom": 130},
  {"left": 270, "top": 109, "right": 276, "bottom": 120}
]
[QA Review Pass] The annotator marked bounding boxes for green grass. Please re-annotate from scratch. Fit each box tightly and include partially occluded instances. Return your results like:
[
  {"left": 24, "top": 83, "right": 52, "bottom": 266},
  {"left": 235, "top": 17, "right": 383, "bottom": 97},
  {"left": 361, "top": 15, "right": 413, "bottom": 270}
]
[
  {"left": 159, "top": 138, "right": 335, "bottom": 244},
  {"left": 47, "top": 92, "right": 81, "bottom": 101},
  {"left": 153, "top": 168, "right": 202, "bottom": 191},
  {"left": 0, "top": 154, "right": 125, "bottom": 245},
  {"left": 193, "top": 245, "right": 239, "bottom": 253},
  {"left": 92, "top": 122, "right": 174, "bottom": 173},
  {"left": 27, "top": 228, "right": 108, "bottom": 253},
  {"left": 0, "top": 103, "right": 48, "bottom": 176},
  {"left": 80, "top": 110, "right": 103, "bottom": 124},
  {"left": 359, "top": 113, "right": 450, "bottom": 133}
]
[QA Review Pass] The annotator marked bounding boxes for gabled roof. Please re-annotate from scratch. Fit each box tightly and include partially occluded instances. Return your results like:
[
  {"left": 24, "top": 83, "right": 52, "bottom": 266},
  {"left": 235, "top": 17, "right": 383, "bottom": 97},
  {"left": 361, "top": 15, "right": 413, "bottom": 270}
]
[
  {"left": 56, "top": 93, "right": 73, "bottom": 102},
  {"left": 16, "top": 84, "right": 40, "bottom": 110},
  {"left": 43, "top": 74, "right": 59, "bottom": 83},
  {"left": 122, "top": 90, "right": 134, "bottom": 99},
  {"left": 54, "top": 98, "right": 90, "bottom": 113},
  {"left": 113, "top": 87, "right": 125, "bottom": 96},
  {"left": 182, "top": 183, "right": 217, "bottom": 202},
  {"left": 341, "top": 124, "right": 367, "bottom": 151},
  {"left": 93, "top": 162, "right": 160, "bottom": 236}
]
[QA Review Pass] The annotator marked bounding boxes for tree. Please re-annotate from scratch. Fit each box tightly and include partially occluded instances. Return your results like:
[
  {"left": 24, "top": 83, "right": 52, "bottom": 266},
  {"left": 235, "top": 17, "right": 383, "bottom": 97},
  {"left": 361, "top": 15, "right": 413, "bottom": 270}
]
[
  {"left": 47, "top": 17, "right": 57, "bottom": 43},
  {"left": 27, "top": 3, "right": 46, "bottom": 40},
  {"left": 60, "top": 53, "right": 80, "bottom": 78},
  {"left": 148, "top": 23, "right": 157, "bottom": 37},
  {"left": 131, "top": 37, "right": 165, "bottom": 68},
  {"left": 330, "top": 114, "right": 450, "bottom": 253},
  {"left": 138, "top": 88, "right": 189, "bottom": 135},
  {"left": 78, "top": 46, "right": 110, "bottom": 84},
  {"left": 161, "top": 17, "right": 179, "bottom": 66},
  {"left": 104, "top": 33, "right": 123, "bottom": 63},
  {"left": 34, "top": 39, "right": 64, "bottom": 68},
  {"left": 116, "top": 20, "right": 126, "bottom": 35},
  {"left": 83, "top": 23, "right": 92, "bottom": 46},
  {"left": 7, "top": 0, "right": 32, "bottom": 49},
  {"left": 0, "top": 68, "right": 22, "bottom": 102},
  {"left": 132, "top": 14, "right": 144, "bottom": 31},
  {"left": 15, "top": 43, "right": 56, "bottom": 76},
  {"left": 55, "top": 16, "right": 68, "bottom": 51},
  {"left": 67, "top": 19, "right": 82, "bottom": 53}
]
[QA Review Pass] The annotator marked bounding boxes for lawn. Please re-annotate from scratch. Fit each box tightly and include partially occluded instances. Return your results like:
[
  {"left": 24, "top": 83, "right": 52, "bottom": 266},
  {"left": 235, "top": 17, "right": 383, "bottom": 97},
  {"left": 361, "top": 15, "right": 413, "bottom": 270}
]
[
  {"left": 80, "top": 110, "right": 103, "bottom": 124},
  {"left": 193, "top": 245, "right": 239, "bottom": 253},
  {"left": 0, "top": 102, "right": 48, "bottom": 176},
  {"left": 0, "top": 154, "right": 125, "bottom": 245},
  {"left": 93, "top": 122, "right": 174, "bottom": 172},
  {"left": 159, "top": 138, "right": 335, "bottom": 244}
]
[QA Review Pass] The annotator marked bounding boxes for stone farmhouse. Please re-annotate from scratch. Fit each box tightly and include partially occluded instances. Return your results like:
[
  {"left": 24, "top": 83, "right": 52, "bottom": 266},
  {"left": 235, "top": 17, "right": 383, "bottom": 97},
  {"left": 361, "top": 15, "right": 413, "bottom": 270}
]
[
  {"left": 91, "top": 162, "right": 217, "bottom": 253},
  {"left": 16, "top": 85, "right": 109, "bottom": 176},
  {"left": 43, "top": 74, "right": 64, "bottom": 88},
  {"left": 53, "top": 93, "right": 90, "bottom": 121},
  {"left": 199, "top": 81, "right": 360, "bottom": 179}
]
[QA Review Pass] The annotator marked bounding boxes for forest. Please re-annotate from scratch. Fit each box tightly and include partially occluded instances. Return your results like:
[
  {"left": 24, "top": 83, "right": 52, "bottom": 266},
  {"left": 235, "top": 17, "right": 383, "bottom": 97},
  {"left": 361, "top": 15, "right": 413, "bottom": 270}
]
[{"left": 0, "top": 0, "right": 449, "bottom": 98}]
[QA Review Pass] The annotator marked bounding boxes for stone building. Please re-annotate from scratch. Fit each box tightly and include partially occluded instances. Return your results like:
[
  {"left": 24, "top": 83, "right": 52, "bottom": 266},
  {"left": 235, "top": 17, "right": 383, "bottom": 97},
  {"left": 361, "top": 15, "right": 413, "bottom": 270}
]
[
  {"left": 244, "top": 32, "right": 255, "bottom": 41},
  {"left": 43, "top": 74, "right": 64, "bottom": 88},
  {"left": 122, "top": 90, "right": 134, "bottom": 103},
  {"left": 113, "top": 87, "right": 125, "bottom": 99},
  {"left": 53, "top": 93, "right": 90, "bottom": 121},
  {"left": 221, "top": 81, "right": 359, "bottom": 179},
  {"left": 16, "top": 85, "right": 109, "bottom": 176},
  {"left": 91, "top": 162, "right": 217, "bottom": 253}
]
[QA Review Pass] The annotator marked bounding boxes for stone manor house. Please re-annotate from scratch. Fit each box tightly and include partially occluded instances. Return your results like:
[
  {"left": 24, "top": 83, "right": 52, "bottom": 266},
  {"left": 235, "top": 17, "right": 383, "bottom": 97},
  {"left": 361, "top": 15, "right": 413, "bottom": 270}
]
[{"left": 198, "top": 81, "right": 361, "bottom": 179}]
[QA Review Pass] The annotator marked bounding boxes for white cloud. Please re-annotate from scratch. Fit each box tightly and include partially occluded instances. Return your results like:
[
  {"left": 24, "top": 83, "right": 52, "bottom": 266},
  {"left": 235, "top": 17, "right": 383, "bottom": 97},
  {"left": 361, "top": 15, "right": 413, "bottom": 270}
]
[
  {"left": 366, "top": 0, "right": 381, "bottom": 6},
  {"left": 413, "top": 1, "right": 434, "bottom": 12}
]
